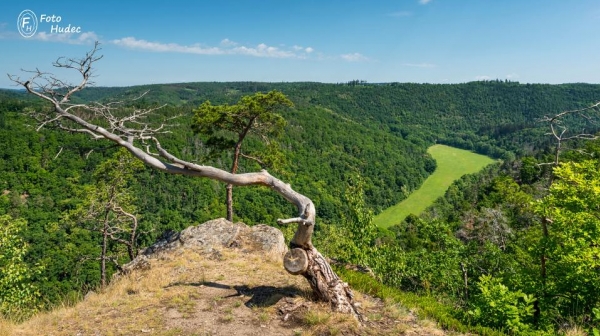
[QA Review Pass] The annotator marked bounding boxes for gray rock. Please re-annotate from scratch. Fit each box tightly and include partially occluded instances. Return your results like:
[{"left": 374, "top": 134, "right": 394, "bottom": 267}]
[
  {"left": 249, "top": 224, "right": 287, "bottom": 256},
  {"left": 122, "top": 218, "right": 287, "bottom": 273}
]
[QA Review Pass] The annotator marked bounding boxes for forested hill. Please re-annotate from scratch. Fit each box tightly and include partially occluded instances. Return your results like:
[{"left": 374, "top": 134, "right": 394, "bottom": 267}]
[
  {"left": 1, "top": 80, "right": 600, "bottom": 323},
  {"left": 70, "top": 81, "right": 600, "bottom": 158}
]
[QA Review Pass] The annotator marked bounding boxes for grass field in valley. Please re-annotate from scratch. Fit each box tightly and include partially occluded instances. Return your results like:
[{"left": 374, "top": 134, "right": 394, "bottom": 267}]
[{"left": 373, "top": 144, "right": 496, "bottom": 228}]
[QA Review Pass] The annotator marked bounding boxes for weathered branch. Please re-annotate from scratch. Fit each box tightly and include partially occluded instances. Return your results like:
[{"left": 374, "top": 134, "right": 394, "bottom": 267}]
[
  {"left": 542, "top": 101, "right": 600, "bottom": 123},
  {"left": 539, "top": 101, "right": 600, "bottom": 166},
  {"left": 240, "top": 152, "right": 266, "bottom": 165}
]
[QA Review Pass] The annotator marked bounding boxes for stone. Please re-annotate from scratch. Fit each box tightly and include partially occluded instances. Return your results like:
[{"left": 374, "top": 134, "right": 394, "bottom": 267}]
[{"left": 122, "top": 218, "right": 288, "bottom": 273}]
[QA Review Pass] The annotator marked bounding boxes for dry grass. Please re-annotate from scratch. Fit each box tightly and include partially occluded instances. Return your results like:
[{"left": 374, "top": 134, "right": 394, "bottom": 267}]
[
  {"left": 0, "top": 318, "right": 15, "bottom": 336},
  {"left": 559, "top": 325, "right": 588, "bottom": 336},
  {"left": 7, "top": 246, "right": 454, "bottom": 336}
]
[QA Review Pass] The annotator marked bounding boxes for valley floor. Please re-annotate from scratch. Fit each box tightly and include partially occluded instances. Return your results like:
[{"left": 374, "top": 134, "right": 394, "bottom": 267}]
[{"left": 374, "top": 144, "right": 496, "bottom": 228}]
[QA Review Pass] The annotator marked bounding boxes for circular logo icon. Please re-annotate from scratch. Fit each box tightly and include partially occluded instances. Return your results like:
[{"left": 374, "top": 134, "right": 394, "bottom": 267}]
[{"left": 17, "top": 10, "right": 38, "bottom": 38}]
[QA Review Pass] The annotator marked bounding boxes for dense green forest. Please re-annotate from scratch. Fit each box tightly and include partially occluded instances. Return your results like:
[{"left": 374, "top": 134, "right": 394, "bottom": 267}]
[{"left": 2, "top": 81, "right": 600, "bottom": 334}]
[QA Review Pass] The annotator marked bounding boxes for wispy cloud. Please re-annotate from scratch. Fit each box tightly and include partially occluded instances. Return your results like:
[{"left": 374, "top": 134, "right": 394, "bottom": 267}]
[
  {"left": 33, "top": 31, "right": 99, "bottom": 45},
  {"left": 0, "top": 24, "right": 98, "bottom": 44},
  {"left": 293, "top": 45, "right": 314, "bottom": 53},
  {"left": 402, "top": 63, "right": 436, "bottom": 68},
  {"left": 112, "top": 37, "right": 316, "bottom": 59},
  {"left": 0, "top": 22, "right": 15, "bottom": 39},
  {"left": 220, "top": 38, "right": 238, "bottom": 47},
  {"left": 388, "top": 11, "right": 412, "bottom": 17},
  {"left": 112, "top": 37, "right": 223, "bottom": 55},
  {"left": 506, "top": 73, "right": 519, "bottom": 79},
  {"left": 0, "top": 18, "right": 95, "bottom": 43},
  {"left": 341, "top": 53, "right": 369, "bottom": 62},
  {"left": 475, "top": 75, "right": 491, "bottom": 80},
  {"left": 419, "top": 0, "right": 432, "bottom": 4}
]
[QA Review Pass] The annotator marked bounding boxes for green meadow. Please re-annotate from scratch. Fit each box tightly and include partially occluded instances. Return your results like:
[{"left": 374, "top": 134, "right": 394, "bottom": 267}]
[{"left": 373, "top": 145, "right": 496, "bottom": 228}]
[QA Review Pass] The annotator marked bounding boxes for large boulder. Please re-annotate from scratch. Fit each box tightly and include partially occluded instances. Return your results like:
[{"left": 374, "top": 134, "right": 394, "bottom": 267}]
[{"left": 122, "top": 218, "right": 287, "bottom": 273}]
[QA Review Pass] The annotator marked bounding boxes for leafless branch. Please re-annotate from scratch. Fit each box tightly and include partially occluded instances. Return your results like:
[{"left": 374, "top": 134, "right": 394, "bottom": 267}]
[
  {"left": 53, "top": 147, "right": 64, "bottom": 160},
  {"left": 538, "top": 101, "right": 600, "bottom": 166},
  {"left": 240, "top": 152, "right": 266, "bottom": 165}
]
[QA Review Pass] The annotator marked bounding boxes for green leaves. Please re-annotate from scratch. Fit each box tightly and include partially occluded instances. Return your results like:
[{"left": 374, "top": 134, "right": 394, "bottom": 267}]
[
  {"left": 191, "top": 90, "right": 292, "bottom": 174},
  {"left": 64, "top": 148, "right": 144, "bottom": 287},
  {"left": 532, "top": 160, "right": 600, "bottom": 319},
  {"left": 468, "top": 275, "right": 535, "bottom": 334},
  {"left": 191, "top": 90, "right": 293, "bottom": 220},
  {"left": 192, "top": 90, "right": 292, "bottom": 142},
  {"left": 0, "top": 215, "right": 43, "bottom": 320}
]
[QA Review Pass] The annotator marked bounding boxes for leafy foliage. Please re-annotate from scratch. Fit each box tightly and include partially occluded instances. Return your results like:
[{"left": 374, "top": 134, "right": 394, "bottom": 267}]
[
  {"left": 468, "top": 275, "right": 536, "bottom": 334},
  {"left": 532, "top": 160, "right": 600, "bottom": 319},
  {"left": 0, "top": 215, "right": 42, "bottom": 320},
  {"left": 63, "top": 149, "right": 144, "bottom": 286},
  {"left": 191, "top": 90, "right": 292, "bottom": 220}
]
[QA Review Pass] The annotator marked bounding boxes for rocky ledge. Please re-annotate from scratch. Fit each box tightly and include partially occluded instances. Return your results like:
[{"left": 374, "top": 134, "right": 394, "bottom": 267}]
[{"left": 122, "top": 218, "right": 288, "bottom": 273}]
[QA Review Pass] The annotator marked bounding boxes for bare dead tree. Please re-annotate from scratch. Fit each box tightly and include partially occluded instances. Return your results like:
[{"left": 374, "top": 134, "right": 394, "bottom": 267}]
[
  {"left": 68, "top": 150, "right": 142, "bottom": 289},
  {"left": 8, "top": 42, "right": 360, "bottom": 318},
  {"left": 539, "top": 102, "right": 600, "bottom": 166},
  {"left": 77, "top": 194, "right": 139, "bottom": 289}
]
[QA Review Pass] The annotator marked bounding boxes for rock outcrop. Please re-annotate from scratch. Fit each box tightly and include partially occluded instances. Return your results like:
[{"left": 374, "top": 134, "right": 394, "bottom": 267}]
[{"left": 122, "top": 218, "right": 287, "bottom": 273}]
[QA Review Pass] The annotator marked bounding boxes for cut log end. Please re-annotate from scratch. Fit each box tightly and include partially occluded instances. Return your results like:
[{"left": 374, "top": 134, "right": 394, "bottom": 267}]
[{"left": 284, "top": 248, "right": 309, "bottom": 275}]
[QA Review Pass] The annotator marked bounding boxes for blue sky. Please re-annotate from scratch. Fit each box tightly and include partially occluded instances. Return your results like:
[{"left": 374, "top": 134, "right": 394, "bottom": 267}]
[{"left": 2, "top": 0, "right": 600, "bottom": 88}]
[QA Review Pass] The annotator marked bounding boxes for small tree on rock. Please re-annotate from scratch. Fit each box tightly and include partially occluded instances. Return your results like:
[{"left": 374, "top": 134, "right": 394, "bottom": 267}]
[{"left": 192, "top": 91, "right": 292, "bottom": 221}]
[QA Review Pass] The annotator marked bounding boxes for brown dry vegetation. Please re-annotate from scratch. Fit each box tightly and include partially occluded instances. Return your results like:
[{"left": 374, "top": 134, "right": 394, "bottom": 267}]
[{"left": 2, "top": 247, "right": 456, "bottom": 336}]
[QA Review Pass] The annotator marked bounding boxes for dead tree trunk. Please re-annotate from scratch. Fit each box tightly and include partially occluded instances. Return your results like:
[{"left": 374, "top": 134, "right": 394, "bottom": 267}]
[
  {"left": 283, "top": 246, "right": 357, "bottom": 314},
  {"left": 9, "top": 42, "right": 360, "bottom": 318}
]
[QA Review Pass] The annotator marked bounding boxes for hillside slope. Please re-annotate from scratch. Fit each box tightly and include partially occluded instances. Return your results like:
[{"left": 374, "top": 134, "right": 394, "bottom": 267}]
[{"left": 2, "top": 219, "right": 453, "bottom": 336}]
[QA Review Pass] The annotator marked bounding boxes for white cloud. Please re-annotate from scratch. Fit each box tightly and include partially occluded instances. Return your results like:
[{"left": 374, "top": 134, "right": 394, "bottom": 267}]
[
  {"left": 402, "top": 63, "right": 436, "bottom": 68},
  {"left": 341, "top": 53, "right": 368, "bottom": 62},
  {"left": 475, "top": 75, "right": 491, "bottom": 80},
  {"left": 388, "top": 11, "right": 412, "bottom": 17},
  {"left": 220, "top": 38, "right": 238, "bottom": 47},
  {"left": 0, "top": 22, "right": 97, "bottom": 43},
  {"left": 231, "top": 43, "right": 296, "bottom": 58},
  {"left": 419, "top": 0, "right": 432, "bottom": 4},
  {"left": 112, "top": 37, "right": 314, "bottom": 59},
  {"left": 292, "top": 45, "right": 314, "bottom": 53},
  {"left": 506, "top": 73, "right": 519, "bottom": 79},
  {"left": 112, "top": 37, "right": 223, "bottom": 55},
  {"left": 33, "top": 31, "right": 99, "bottom": 45}
]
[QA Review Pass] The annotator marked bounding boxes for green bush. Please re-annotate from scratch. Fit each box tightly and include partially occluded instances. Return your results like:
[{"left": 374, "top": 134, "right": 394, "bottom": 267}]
[
  {"left": 468, "top": 275, "right": 535, "bottom": 334},
  {"left": 0, "top": 215, "right": 43, "bottom": 321}
]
